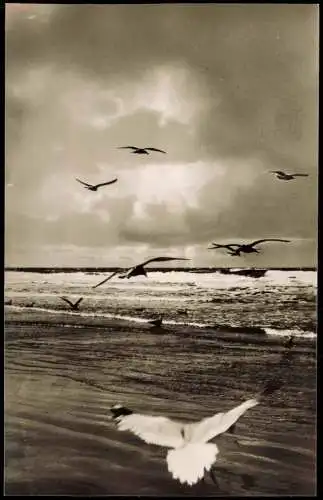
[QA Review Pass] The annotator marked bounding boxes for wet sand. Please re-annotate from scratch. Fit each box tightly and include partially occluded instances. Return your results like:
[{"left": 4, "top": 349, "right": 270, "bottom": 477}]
[{"left": 5, "top": 310, "right": 316, "bottom": 496}]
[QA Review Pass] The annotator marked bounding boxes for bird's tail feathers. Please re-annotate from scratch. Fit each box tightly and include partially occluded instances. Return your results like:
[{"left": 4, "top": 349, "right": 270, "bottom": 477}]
[{"left": 166, "top": 443, "right": 219, "bottom": 486}]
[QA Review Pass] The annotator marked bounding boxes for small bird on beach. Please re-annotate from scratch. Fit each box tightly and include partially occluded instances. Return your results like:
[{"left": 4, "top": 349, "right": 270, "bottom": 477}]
[
  {"left": 148, "top": 315, "right": 163, "bottom": 328},
  {"left": 75, "top": 177, "right": 118, "bottom": 191},
  {"left": 93, "top": 257, "right": 189, "bottom": 288},
  {"left": 118, "top": 146, "right": 166, "bottom": 155},
  {"left": 59, "top": 296, "right": 83, "bottom": 311},
  {"left": 283, "top": 335, "right": 295, "bottom": 350},
  {"left": 208, "top": 239, "right": 290, "bottom": 257},
  {"left": 110, "top": 380, "right": 279, "bottom": 487},
  {"left": 270, "top": 171, "right": 309, "bottom": 181}
]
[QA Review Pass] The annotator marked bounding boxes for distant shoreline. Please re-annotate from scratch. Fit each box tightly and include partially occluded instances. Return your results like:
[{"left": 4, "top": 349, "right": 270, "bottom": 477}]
[{"left": 4, "top": 266, "right": 317, "bottom": 273}]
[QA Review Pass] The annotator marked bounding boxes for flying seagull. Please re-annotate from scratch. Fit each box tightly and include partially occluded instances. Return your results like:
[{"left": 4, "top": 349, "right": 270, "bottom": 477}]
[
  {"left": 270, "top": 171, "right": 309, "bottom": 181},
  {"left": 110, "top": 381, "right": 280, "bottom": 487},
  {"left": 75, "top": 177, "right": 118, "bottom": 191},
  {"left": 283, "top": 335, "right": 295, "bottom": 350},
  {"left": 93, "top": 257, "right": 189, "bottom": 288},
  {"left": 208, "top": 239, "right": 290, "bottom": 257},
  {"left": 118, "top": 146, "right": 166, "bottom": 155},
  {"left": 59, "top": 296, "right": 83, "bottom": 311}
]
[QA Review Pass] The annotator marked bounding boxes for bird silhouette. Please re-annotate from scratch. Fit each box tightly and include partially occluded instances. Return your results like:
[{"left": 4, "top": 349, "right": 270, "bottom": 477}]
[
  {"left": 93, "top": 257, "right": 189, "bottom": 288},
  {"left": 270, "top": 171, "right": 309, "bottom": 181},
  {"left": 283, "top": 335, "right": 295, "bottom": 350},
  {"left": 110, "top": 396, "right": 263, "bottom": 486},
  {"left": 59, "top": 296, "right": 83, "bottom": 311},
  {"left": 148, "top": 315, "right": 163, "bottom": 328},
  {"left": 92, "top": 270, "right": 123, "bottom": 289},
  {"left": 209, "top": 239, "right": 290, "bottom": 256},
  {"left": 75, "top": 178, "right": 118, "bottom": 191},
  {"left": 118, "top": 146, "right": 166, "bottom": 155}
]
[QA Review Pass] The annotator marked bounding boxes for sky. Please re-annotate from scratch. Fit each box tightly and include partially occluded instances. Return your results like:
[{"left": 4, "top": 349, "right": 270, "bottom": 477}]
[{"left": 5, "top": 3, "right": 318, "bottom": 268}]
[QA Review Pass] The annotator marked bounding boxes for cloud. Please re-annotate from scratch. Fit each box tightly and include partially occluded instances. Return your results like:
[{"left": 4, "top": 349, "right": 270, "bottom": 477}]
[{"left": 5, "top": 4, "right": 318, "bottom": 266}]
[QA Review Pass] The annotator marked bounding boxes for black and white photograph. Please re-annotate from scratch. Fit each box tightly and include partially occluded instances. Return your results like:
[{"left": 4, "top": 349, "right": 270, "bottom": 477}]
[{"left": 5, "top": 3, "right": 317, "bottom": 496}]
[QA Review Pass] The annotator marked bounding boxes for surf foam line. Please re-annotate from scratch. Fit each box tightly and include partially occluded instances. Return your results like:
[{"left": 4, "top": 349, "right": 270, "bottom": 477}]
[{"left": 6, "top": 305, "right": 316, "bottom": 338}]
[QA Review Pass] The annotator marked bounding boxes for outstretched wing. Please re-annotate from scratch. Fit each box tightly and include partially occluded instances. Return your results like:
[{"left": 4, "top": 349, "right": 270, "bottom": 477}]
[
  {"left": 74, "top": 297, "right": 83, "bottom": 307},
  {"left": 76, "top": 178, "right": 93, "bottom": 187},
  {"left": 59, "top": 296, "right": 74, "bottom": 307},
  {"left": 145, "top": 148, "right": 167, "bottom": 154},
  {"left": 209, "top": 243, "right": 241, "bottom": 249},
  {"left": 95, "top": 178, "right": 118, "bottom": 188},
  {"left": 92, "top": 270, "right": 121, "bottom": 289},
  {"left": 139, "top": 256, "right": 190, "bottom": 267},
  {"left": 292, "top": 174, "right": 309, "bottom": 177},
  {"left": 115, "top": 414, "right": 184, "bottom": 448},
  {"left": 270, "top": 171, "right": 286, "bottom": 176},
  {"left": 190, "top": 398, "right": 259, "bottom": 443},
  {"left": 249, "top": 239, "right": 291, "bottom": 247},
  {"left": 117, "top": 146, "right": 138, "bottom": 150}
]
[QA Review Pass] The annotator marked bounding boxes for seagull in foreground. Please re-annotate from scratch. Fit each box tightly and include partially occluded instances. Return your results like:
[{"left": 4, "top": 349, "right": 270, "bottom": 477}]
[
  {"left": 93, "top": 257, "right": 190, "bottom": 288},
  {"left": 75, "top": 177, "right": 118, "bottom": 191},
  {"left": 110, "top": 381, "right": 280, "bottom": 486},
  {"left": 208, "top": 239, "right": 290, "bottom": 257},
  {"left": 270, "top": 171, "right": 309, "bottom": 181},
  {"left": 118, "top": 146, "right": 166, "bottom": 155},
  {"left": 59, "top": 296, "right": 83, "bottom": 311}
]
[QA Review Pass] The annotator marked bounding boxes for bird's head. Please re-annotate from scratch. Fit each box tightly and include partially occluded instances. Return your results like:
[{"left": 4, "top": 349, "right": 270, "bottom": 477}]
[{"left": 110, "top": 404, "right": 133, "bottom": 420}]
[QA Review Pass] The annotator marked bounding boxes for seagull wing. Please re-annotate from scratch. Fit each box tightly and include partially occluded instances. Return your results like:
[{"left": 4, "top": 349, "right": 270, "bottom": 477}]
[
  {"left": 292, "top": 174, "right": 309, "bottom": 177},
  {"left": 59, "top": 296, "right": 74, "bottom": 307},
  {"left": 92, "top": 271, "right": 121, "bottom": 289},
  {"left": 76, "top": 178, "right": 93, "bottom": 188},
  {"left": 95, "top": 178, "right": 118, "bottom": 188},
  {"left": 116, "top": 414, "right": 184, "bottom": 448},
  {"left": 249, "top": 239, "right": 291, "bottom": 247},
  {"left": 145, "top": 148, "right": 167, "bottom": 154},
  {"left": 190, "top": 398, "right": 259, "bottom": 443},
  {"left": 270, "top": 171, "right": 286, "bottom": 176},
  {"left": 74, "top": 297, "right": 84, "bottom": 307},
  {"left": 117, "top": 146, "right": 138, "bottom": 150},
  {"left": 139, "top": 256, "right": 190, "bottom": 267}
]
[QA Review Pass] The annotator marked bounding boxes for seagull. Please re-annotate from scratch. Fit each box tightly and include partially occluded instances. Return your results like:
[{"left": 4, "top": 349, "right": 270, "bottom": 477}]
[
  {"left": 208, "top": 239, "right": 290, "bottom": 257},
  {"left": 270, "top": 171, "right": 309, "bottom": 181},
  {"left": 93, "top": 257, "right": 189, "bottom": 288},
  {"left": 75, "top": 177, "right": 118, "bottom": 191},
  {"left": 110, "top": 381, "right": 280, "bottom": 487},
  {"left": 283, "top": 335, "right": 295, "bottom": 350},
  {"left": 118, "top": 146, "right": 166, "bottom": 155},
  {"left": 148, "top": 315, "right": 163, "bottom": 328},
  {"left": 59, "top": 296, "right": 83, "bottom": 311}
]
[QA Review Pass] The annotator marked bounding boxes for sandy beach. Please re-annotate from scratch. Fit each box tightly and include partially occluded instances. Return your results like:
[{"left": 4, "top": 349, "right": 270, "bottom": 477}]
[{"left": 5, "top": 308, "right": 316, "bottom": 496}]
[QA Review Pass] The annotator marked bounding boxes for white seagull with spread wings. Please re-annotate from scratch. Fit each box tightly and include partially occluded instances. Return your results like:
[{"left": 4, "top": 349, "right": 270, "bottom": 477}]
[{"left": 110, "top": 386, "right": 276, "bottom": 486}]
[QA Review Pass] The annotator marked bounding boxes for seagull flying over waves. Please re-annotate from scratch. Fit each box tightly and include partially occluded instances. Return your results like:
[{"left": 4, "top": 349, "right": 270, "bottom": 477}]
[
  {"left": 59, "top": 296, "right": 83, "bottom": 311},
  {"left": 75, "top": 177, "right": 118, "bottom": 191},
  {"left": 110, "top": 381, "right": 280, "bottom": 486},
  {"left": 118, "top": 146, "right": 166, "bottom": 155},
  {"left": 270, "top": 171, "right": 309, "bottom": 181},
  {"left": 93, "top": 257, "right": 189, "bottom": 288},
  {"left": 208, "top": 239, "right": 290, "bottom": 257}
]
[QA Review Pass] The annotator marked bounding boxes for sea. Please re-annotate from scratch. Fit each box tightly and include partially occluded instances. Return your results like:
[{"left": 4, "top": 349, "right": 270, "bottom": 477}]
[{"left": 4, "top": 267, "right": 317, "bottom": 496}]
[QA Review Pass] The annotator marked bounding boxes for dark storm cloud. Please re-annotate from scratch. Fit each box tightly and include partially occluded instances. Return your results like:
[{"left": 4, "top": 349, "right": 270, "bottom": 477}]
[{"left": 5, "top": 4, "right": 318, "bottom": 266}]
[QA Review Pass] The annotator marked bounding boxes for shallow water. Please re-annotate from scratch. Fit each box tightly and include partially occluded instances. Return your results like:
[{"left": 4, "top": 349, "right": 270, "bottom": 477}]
[{"left": 5, "top": 316, "right": 316, "bottom": 496}]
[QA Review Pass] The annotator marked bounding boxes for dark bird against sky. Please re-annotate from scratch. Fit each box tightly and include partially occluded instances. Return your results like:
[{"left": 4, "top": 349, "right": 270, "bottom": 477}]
[
  {"left": 59, "top": 296, "right": 83, "bottom": 310},
  {"left": 270, "top": 171, "right": 309, "bottom": 181},
  {"left": 75, "top": 178, "right": 118, "bottom": 191},
  {"left": 209, "top": 239, "right": 291, "bottom": 257},
  {"left": 118, "top": 146, "right": 167, "bottom": 155}
]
